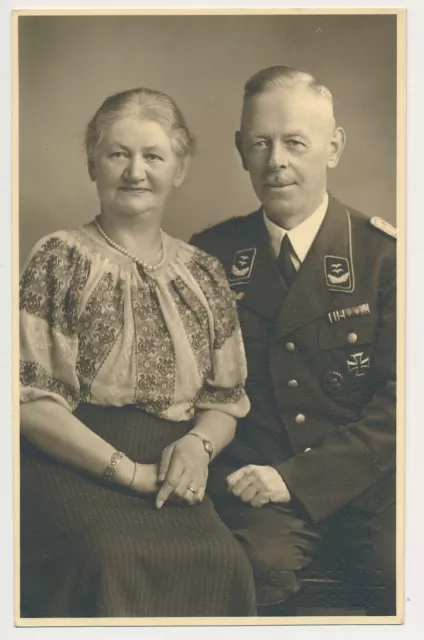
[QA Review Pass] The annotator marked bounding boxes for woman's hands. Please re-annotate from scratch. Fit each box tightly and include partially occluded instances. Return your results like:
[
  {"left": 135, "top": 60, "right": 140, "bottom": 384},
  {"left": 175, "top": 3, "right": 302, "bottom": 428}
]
[
  {"left": 131, "top": 463, "right": 160, "bottom": 495},
  {"left": 126, "top": 437, "right": 209, "bottom": 508},
  {"left": 115, "top": 444, "right": 208, "bottom": 509},
  {"left": 126, "top": 409, "right": 237, "bottom": 508},
  {"left": 152, "top": 410, "right": 237, "bottom": 509},
  {"left": 155, "top": 435, "right": 209, "bottom": 509}
]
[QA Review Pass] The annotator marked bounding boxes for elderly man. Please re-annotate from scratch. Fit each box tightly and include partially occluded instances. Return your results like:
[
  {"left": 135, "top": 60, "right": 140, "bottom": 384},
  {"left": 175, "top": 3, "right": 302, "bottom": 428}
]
[{"left": 191, "top": 66, "right": 396, "bottom": 615}]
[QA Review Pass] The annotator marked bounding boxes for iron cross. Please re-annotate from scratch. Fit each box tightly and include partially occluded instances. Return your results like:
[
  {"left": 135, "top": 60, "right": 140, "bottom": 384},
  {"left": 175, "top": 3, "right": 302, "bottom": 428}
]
[{"left": 347, "top": 352, "right": 370, "bottom": 377}]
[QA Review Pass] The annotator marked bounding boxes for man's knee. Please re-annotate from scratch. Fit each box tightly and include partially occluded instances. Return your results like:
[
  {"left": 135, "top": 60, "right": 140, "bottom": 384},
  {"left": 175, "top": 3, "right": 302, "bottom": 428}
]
[
  {"left": 242, "top": 536, "right": 307, "bottom": 606},
  {"left": 219, "top": 503, "right": 319, "bottom": 605}
]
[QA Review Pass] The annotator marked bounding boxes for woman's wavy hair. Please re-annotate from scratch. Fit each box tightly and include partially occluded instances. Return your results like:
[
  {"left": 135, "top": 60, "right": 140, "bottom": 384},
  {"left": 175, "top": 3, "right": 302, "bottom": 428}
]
[{"left": 85, "top": 88, "right": 196, "bottom": 162}]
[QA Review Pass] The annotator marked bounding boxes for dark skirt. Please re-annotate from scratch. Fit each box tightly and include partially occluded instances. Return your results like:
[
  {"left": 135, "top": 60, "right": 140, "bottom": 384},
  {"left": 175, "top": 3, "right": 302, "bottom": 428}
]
[{"left": 20, "top": 404, "right": 257, "bottom": 618}]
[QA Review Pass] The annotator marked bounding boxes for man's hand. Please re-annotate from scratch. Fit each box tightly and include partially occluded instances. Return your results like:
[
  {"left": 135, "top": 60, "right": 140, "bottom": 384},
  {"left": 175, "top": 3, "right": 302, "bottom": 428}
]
[{"left": 226, "top": 465, "right": 291, "bottom": 508}]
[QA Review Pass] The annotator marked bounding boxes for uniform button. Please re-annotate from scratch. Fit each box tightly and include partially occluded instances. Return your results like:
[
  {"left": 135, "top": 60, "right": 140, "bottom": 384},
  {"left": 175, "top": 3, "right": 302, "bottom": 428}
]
[
  {"left": 304, "top": 447, "right": 312, "bottom": 453},
  {"left": 295, "top": 414, "right": 306, "bottom": 424},
  {"left": 348, "top": 332, "right": 358, "bottom": 344},
  {"left": 287, "top": 379, "right": 299, "bottom": 389},
  {"left": 285, "top": 342, "right": 296, "bottom": 352}
]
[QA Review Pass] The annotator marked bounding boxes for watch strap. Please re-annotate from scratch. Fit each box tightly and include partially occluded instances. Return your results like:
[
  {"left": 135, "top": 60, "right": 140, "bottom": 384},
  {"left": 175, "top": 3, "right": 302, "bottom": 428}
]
[{"left": 186, "top": 432, "right": 213, "bottom": 461}]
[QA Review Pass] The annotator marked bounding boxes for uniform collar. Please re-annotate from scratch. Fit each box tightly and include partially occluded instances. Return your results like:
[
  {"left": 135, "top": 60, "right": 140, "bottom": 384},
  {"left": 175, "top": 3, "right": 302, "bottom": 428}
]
[
  {"left": 235, "top": 196, "right": 357, "bottom": 332},
  {"left": 273, "top": 196, "right": 357, "bottom": 338},
  {"left": 263, "top": 193, "right": 329, "bottom": 263}
]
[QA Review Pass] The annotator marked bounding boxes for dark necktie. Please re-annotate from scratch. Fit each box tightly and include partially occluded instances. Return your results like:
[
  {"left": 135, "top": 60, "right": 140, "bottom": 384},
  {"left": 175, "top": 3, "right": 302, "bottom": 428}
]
[{"left": 276, "top": 234, "right": 297, "bottom": 287}]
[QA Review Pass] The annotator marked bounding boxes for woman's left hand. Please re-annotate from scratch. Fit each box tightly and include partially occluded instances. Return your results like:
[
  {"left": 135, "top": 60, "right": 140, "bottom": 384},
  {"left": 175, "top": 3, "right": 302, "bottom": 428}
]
[{"left": 156, "top": 435, "right": 209, "bottom": 509}]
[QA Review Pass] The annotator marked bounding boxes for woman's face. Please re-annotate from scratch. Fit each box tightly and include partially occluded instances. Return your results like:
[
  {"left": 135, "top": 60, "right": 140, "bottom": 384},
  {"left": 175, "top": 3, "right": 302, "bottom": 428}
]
[{"left": 90, "top": 116, "right": 187, "bottom": 220}]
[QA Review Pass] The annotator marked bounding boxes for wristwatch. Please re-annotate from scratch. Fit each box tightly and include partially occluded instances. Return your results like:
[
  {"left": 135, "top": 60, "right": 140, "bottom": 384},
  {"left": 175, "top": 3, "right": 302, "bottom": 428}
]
[{"left": 186, "top": 432, "right": 213, "bottom": 461}]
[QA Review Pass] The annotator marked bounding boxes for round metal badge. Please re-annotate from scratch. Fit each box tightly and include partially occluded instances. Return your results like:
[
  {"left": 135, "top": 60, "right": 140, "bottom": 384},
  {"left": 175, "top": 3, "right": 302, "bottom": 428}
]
[{"left": 324, "top": 371, "right": 344, "bottom": 393}]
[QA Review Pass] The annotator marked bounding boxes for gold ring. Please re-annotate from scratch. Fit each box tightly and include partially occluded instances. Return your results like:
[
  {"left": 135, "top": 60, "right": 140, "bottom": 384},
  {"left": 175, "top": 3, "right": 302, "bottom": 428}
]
[{"left": 187, "top": 486, "right": 196, "bottom": 494}]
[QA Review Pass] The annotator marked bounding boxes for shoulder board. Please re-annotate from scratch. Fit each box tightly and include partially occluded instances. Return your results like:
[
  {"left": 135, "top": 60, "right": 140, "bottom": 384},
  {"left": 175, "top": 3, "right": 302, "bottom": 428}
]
[{"left": 369, "top": 216, "right": 397, "bottom": 239}]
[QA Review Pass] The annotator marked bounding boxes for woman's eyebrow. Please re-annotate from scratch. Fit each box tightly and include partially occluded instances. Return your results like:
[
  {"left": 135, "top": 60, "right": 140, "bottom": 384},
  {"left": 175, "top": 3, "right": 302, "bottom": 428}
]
[
  {"left": 107, "top": 142, "right": 165, "bottom": 152},
  {"left": 142, "top": 144, "right": 165, "bottom": 152}
]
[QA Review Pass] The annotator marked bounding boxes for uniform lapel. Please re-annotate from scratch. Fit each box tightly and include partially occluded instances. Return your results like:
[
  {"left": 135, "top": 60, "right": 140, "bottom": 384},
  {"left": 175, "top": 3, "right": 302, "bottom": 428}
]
[
  {"left": 274, "top": 196, "right": 356, "bottom": 339},
  {"left": 235, "top": 210, "right": 288, "bottom": 320}
]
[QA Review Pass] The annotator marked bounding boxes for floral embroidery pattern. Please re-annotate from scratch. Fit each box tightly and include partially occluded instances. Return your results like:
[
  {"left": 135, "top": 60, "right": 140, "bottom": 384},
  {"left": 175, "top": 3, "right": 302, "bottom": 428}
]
[
  {"left": 196, "top": 382, "right": 246, "bottom": 407},
  {"left": 76, "top": 273, "right": 125, "bottom": 402},
  {"left": 20, "top": 360, "right": 79, "bottom": 410},
  {"left": 168, "top": 276, "right": 211, "bottom": 381},
  {"left": 20, "top": 237, "right": 91, "bottom": 337},
  {"left": 20, "top": 230, "right": 248, "bottom": 421},
  {"left": 132, "top": 279, "right": 176, "bottom": 416},
  {"left": 186, "top": 251, "right": 239, "bottom": 350}
]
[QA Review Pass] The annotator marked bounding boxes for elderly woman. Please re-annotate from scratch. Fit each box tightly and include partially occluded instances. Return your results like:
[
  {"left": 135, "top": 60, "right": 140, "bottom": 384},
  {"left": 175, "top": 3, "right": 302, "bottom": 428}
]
[{"left": 19, "top": 88, "right": 256, "bottom": 618}]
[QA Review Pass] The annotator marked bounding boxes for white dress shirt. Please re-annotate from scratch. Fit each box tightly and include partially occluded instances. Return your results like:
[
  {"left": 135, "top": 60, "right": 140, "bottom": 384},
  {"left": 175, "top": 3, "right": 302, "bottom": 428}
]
[{"left": 263, "top": 193, "right": 329, "bottom": 271}]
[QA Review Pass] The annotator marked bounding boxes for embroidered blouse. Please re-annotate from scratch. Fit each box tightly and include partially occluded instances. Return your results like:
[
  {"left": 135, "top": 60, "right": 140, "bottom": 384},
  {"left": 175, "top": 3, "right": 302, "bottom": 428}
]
[{"left": 20, "top": 223, "right": 250, "bottom": 422}]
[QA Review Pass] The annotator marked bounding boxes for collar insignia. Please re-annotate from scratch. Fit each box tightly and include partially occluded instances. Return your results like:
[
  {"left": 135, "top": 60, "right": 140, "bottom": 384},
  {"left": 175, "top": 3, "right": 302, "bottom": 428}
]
[
  {"left": 229, "top": 247, "right": 257, "bottom": 284},
  {"left": 325, "top": 255, "right": 353, "bottom": 292}
]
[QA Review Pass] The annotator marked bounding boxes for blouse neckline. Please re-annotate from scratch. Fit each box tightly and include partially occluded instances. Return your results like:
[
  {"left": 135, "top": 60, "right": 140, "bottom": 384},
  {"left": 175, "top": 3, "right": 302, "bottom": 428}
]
[{"left": 78, "top": 220, "right": 178, "bottom": 276}]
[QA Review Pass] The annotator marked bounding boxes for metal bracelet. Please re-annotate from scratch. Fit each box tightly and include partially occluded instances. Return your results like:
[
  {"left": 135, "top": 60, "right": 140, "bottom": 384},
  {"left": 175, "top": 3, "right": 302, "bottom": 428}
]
[
  {"left": 103, "top": 451, "right": 125, "bottom": 485},
  {"left": 128, "top": 461, "right": 138, "bottom": 490}
]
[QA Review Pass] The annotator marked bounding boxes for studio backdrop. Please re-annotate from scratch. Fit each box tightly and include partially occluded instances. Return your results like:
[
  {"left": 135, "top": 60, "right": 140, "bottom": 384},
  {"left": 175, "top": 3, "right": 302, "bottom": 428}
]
[{"left": 19, "top": 13, "right": 397, "bottom": 268}]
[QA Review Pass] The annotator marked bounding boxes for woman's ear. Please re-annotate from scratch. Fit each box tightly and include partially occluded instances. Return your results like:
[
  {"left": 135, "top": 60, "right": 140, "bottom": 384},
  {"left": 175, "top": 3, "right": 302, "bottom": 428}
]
[
  {"left": 235, "top": 131, "right": 248, "bottom": 170},
  {"left": 88, "top": 159, "right": 97, "bottom": 182},
  {"left": 327, "top": 126, "right": 346, "bottom": 169},
  {"left": 173, "top": 156, "right": 191, "bottom": 188}
]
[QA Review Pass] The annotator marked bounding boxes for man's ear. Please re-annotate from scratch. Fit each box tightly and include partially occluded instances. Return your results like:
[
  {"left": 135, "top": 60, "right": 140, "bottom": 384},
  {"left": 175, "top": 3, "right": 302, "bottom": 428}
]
[
  {"left": 88, "top": 159, "right": 97, "bottom": 182},
  {"left": 235, "top": 131, "right": 248, "bottom": 170},
  {"left": 173, "top": 156, "right": 191, "bottom": 188},
  {"left": 327, "top": 126, "right": 346, "bottom": 169}
]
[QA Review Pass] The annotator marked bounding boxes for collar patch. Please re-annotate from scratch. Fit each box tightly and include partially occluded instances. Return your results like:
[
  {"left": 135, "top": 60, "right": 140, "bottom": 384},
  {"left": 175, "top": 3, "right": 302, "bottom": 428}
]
[
  {"left": 228, "top": 247, "right": 256, "bottom": 284},
  {"left": 325, "top": 255, "right": 353, "bottom": 292}
]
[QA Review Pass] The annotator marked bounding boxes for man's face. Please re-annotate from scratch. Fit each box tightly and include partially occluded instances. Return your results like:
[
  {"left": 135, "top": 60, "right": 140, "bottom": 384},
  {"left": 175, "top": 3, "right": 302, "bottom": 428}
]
[{"left": 237, "top": 85, "right": 344, "bottom": 228}]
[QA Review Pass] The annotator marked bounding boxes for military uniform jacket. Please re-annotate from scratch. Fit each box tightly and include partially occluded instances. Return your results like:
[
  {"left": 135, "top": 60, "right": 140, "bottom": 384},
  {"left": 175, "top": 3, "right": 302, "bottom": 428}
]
[{"left": 191, "top": 195, "right": 396, "bottom": 523}]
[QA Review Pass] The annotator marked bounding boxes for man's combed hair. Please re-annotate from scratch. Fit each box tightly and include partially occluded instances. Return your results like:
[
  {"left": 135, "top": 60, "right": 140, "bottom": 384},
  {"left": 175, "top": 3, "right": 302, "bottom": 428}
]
[
  {"left": 243, "top": 65, "right": 333, "bottom": 107},
  {"left": 85, "top": 87, "right": 196, "bottom": 161}
]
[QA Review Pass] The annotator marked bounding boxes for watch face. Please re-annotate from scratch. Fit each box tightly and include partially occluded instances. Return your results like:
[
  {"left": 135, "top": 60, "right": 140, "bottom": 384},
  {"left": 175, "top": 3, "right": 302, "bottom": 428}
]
[{"left": 204, "top": 441, "right": 213, "bottom": 458}]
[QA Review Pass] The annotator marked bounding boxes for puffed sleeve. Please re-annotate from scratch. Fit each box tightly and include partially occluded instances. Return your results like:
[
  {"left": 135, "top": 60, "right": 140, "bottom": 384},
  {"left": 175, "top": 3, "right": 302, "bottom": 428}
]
[
  {"left": 188, "top": 250, "right": 250, "bottom": 419},
  {"left": 20, "top": 233, "right": 91, "bottom": 412}
]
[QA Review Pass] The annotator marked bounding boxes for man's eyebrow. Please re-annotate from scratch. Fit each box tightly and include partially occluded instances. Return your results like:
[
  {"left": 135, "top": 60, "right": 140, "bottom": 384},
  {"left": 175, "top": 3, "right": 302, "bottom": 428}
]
[
  {"left": 247, "top": 130, "right": 310, "bottom": 141},
  {"left": 283, "top": 130, "right": 310, "bottom": 139}
]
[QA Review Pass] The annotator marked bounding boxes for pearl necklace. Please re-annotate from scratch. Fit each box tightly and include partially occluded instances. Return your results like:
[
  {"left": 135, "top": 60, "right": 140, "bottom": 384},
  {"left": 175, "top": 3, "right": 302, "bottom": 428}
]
[{"left": 94, "top": 216, "right": 166, "bottom": 272}]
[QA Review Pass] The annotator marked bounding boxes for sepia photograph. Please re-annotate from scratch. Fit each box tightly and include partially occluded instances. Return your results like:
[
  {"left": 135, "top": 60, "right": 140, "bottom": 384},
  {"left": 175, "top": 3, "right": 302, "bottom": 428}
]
[{"left": 13, "top": 8, "right": 405, "bottom": 627}]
